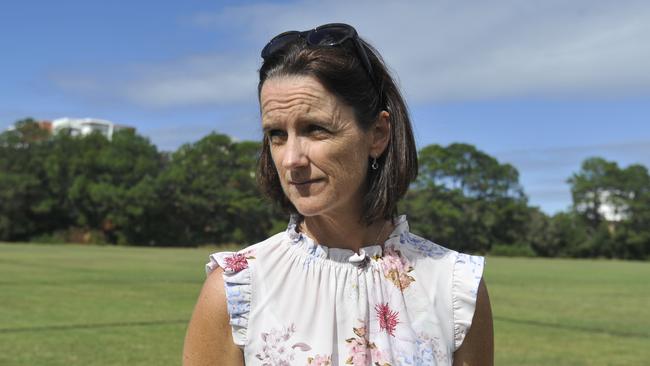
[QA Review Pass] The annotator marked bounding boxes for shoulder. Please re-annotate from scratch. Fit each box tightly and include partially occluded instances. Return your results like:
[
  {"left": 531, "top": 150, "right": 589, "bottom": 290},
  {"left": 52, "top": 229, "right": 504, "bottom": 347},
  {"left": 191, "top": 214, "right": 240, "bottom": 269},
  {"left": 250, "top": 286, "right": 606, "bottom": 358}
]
[
  {"left": 198, "top": 231, "right": 288, "bottom": 348},
  {"left": 183, "top": 267, "right": 244, "bottom": 365},
  {"left": 386, "top": 215, "right": 455, "bottom": 263},
  {"left": 206, "top": 231, "right": 286, "bottom": 274},
  {"left": 397, "top": 230, "right": 455, "bottom": 260},
  {"left": 396, "top": 231, "right": 486, "bottom": 301},
  {"left": 395, "top": 227, "right": 485, "bottom": 275}
]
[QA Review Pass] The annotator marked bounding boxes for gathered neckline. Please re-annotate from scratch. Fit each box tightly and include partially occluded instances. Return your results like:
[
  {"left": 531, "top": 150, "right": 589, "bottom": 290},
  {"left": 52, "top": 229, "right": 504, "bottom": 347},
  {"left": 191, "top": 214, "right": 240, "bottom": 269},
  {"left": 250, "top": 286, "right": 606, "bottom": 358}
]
[{"left": 285, "top": 215, "right": 408, "bottom": 265}]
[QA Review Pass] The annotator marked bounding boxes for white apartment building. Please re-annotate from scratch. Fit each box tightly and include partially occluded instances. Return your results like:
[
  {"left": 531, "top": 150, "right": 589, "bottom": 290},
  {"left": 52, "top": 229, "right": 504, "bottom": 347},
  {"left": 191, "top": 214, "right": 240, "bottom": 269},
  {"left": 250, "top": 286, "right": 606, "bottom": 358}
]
[{"left": 51, "top": 118, "right": 134, "bottom": 140}]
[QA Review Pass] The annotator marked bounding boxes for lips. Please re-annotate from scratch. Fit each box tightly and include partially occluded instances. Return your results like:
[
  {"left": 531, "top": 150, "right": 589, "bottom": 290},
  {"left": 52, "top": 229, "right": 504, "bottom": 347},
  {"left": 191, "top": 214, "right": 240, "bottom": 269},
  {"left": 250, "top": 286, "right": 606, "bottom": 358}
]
[{"left": 289, "top": 178, "right": 323, "bottom": 185}]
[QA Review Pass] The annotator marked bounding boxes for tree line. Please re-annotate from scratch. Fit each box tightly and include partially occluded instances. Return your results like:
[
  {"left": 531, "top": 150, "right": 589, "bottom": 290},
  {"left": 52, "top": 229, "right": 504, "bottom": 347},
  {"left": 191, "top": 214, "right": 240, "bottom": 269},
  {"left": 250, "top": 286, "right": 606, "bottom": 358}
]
[{"left": 1, "top": 119, "right": 648, "bottom": 259}]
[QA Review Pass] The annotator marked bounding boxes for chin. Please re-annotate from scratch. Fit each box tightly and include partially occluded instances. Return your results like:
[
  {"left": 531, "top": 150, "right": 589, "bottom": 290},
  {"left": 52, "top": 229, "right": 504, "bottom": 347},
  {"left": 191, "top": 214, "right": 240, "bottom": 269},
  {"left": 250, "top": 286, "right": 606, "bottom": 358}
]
[
  {"left": 290, "top": 198, "right": 329, "bottom": 218},
  {"left": 293, "top": 205, "right": 325, "bottom": 218}
]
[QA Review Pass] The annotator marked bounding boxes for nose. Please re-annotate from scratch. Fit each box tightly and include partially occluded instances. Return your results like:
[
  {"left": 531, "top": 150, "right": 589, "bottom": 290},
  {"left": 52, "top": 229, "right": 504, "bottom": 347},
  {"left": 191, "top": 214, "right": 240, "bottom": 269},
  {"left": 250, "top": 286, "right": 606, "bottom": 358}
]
[{"left": 281, "top": 135, "right": 308, "bottom": 170}]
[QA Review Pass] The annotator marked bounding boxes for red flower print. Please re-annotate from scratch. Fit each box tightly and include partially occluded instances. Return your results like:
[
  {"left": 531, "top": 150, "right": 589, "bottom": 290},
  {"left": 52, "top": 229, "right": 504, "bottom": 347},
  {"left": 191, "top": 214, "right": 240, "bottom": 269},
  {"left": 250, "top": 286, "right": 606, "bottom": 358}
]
[
  {"left": 375, "top": 303, "right": 399, "bottom": 337},
  {"left": 224, "top": 253, "right": 248, "bottom": 272}
]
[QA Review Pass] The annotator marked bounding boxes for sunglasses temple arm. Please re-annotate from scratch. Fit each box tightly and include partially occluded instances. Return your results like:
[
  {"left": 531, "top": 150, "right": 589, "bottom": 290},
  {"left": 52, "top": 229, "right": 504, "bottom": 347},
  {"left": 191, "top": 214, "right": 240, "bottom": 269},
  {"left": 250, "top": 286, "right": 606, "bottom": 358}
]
[{"left": 354, "top": 38, "right": 383, "bottom": 103}]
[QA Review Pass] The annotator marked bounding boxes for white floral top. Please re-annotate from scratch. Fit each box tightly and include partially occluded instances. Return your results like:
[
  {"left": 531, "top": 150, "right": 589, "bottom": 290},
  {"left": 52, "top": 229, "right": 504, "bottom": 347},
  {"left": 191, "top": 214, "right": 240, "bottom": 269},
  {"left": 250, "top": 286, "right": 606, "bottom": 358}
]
[{"left": 206, "top": 215, "right": 484, "bottom": 366}]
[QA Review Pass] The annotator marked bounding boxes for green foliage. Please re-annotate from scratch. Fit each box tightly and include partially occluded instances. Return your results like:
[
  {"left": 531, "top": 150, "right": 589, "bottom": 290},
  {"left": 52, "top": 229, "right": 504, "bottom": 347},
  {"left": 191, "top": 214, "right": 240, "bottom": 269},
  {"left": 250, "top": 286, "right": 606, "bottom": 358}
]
[
  {"left": 417, "top": 143, "right": 524, "bottom": 200},
  {"left": 153, "top": 133, "right": 283, "bottom": 246},
  {"left": 0, "top": 119, "right": 54, "bottom": 240},
  {"left": 0, "top": 121, "right": 284, "bottom": 246},
  {"left": 1, "top": 117, "right": 648, "bottom": 258},
  {"left": 531, "top": 212, "right": 589, "bottom": 257},
  {"left": 489, "top": 243, "right": 535, "bottom": 257},
  {"left": 404, "top": 143, "right": 531, "bottom": 254},
  {"left": 567, "top": 157, "right": 650, "bottom": 259}
]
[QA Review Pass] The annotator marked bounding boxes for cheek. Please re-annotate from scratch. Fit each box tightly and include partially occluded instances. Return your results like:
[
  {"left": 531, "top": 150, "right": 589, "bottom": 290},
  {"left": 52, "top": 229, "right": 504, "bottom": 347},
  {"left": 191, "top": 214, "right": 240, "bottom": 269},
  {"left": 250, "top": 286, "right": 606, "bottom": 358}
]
[
  {"left": 328, "top": 143, "right": 368, "bottom": 180},
  {"left": 267, "top": 148, "right": 288, "bottom": 188},
  {"left": 269, "top": 147, "right": 284, "bottom": 173}
]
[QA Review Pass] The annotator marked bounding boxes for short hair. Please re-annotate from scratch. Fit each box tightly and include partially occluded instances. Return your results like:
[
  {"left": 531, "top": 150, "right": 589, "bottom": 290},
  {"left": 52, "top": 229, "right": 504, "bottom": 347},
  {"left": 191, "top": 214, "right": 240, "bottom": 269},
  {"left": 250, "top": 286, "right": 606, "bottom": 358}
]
[{"left": 257, "top": 32, "right": 418, "bottom": 224}]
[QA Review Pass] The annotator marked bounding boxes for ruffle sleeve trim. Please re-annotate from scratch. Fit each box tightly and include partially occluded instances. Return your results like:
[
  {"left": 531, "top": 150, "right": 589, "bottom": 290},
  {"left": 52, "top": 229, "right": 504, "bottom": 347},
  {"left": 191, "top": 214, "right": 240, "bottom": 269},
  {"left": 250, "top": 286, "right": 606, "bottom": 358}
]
[
  {"left": 206, "top": 251, "right": 253, "bottom": 348},
  {"left": 451, "top": 252, "right": 485, "bottom": 351}
]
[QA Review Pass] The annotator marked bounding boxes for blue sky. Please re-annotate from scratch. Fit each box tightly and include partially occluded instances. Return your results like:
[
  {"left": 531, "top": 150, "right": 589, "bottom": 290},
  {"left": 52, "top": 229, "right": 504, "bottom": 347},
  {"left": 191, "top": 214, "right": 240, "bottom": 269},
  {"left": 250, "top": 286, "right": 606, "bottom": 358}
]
[{"left": 2, "top": 0, "right": 650, "bottom": 214}]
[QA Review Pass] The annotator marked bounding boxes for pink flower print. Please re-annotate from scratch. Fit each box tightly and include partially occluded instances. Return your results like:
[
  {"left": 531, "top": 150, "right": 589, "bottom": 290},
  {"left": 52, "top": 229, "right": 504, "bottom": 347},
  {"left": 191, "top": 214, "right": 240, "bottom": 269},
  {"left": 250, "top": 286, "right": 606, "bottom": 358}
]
[
  {"left": 345, "top": 321, "right": 392, "bottom": 366},
  {"left": 307, "top": 354, "right": 332, "bottom": 365},
  {"left": 376, "top": 302, "right": 399, "bottom": 337},
  {"left": 223, "top": 252, "right": 254, "bottom": 272},
  {"left": 381, "top": 246, "right": 415, "bottom": 290},
  {"left": 345, "top": 323, "right": 370, "bottom": 365},
  {"left": 345, "top": 336, "right": 369, "bottom": 365},
  {"left": 371, "top": 347, "right": 391, "bottom": 366}
]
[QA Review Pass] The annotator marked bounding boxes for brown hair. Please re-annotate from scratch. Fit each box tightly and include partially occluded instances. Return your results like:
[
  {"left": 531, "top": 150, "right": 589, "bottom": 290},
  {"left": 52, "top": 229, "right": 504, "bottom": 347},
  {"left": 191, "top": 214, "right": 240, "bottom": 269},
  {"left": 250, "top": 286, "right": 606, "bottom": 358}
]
[{"left": 257, "top": 34, "right": 418, "bottom": 224}]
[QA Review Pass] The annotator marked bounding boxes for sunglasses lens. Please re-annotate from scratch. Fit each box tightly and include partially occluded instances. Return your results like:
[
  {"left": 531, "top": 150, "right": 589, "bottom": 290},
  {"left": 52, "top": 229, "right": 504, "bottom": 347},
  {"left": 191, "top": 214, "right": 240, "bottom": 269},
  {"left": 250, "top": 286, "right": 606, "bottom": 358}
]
[
  {"left": 307, "top": 26, "right": 351, "bottom": 46},
  {"left": 262, "top": 32, "right": 300, "bottom": 58}
]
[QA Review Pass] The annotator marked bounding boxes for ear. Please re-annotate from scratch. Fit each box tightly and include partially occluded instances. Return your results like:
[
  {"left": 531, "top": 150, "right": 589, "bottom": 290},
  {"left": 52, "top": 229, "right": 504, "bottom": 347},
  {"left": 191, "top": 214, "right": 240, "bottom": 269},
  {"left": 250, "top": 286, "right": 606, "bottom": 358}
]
[{"left": 369, "top": 110, "right": 391, "bottom": 158}]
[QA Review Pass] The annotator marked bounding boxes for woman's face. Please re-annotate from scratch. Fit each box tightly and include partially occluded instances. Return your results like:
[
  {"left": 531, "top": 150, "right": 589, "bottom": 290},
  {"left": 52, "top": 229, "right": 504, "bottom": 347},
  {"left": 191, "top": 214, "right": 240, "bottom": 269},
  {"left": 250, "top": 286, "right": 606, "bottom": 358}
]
[{"left": 260, "top": 75, "right": 378, "bottom": 219}]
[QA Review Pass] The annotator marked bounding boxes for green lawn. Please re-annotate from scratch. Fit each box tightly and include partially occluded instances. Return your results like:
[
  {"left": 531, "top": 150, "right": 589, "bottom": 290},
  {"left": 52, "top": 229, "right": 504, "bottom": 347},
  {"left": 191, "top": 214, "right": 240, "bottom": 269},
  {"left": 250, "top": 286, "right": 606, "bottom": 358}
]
[{"left": 1, "top": 243, "right": 648, "bottom": 365}]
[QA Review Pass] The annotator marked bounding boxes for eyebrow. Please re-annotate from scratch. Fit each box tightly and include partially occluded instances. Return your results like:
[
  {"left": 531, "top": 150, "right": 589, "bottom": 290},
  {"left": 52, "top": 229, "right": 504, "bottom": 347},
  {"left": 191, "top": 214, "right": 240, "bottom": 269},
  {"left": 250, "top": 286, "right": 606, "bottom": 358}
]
[
  {"left": 261, "top": 121, "right": 281, "bottom": 132},
  {"left": 261, "top": 113, "right": 333, "bottom": 133}
]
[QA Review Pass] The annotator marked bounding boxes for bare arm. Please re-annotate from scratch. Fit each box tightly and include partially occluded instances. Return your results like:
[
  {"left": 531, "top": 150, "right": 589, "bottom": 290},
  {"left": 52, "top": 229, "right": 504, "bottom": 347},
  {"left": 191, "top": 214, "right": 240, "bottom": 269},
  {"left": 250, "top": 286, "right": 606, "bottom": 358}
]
[
  {"left": 183, "top": 267, "right": 244, "bottom": 366},
  {"left": 453, "top": 278, "right": 494, "bottom": 366}
]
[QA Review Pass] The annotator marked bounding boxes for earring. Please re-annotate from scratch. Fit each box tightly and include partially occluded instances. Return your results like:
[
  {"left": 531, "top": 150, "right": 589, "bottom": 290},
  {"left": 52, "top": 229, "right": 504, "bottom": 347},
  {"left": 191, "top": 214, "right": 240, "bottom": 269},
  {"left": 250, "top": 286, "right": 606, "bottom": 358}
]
[{"left": 371, "top": 157, "right": 379, "bottom": 170}]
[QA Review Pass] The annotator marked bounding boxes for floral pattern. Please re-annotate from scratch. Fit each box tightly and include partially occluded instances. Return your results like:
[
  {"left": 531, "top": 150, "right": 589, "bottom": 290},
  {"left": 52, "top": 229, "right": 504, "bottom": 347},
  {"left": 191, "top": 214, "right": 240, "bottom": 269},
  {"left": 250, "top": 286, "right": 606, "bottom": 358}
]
[
  {"left": 397, "top": 332, "right": 449, "bottom": 365},
  {"left": 400, "top": 232, "right": 450, "bottom": 259},
  {"left": 223, "top": 251, "right": 255, "bottom": 272},
  {"left": 210, "top": 215, "right": 485, "bottom": 366},
  {"left": 375, "top": 302, "right": 400, "bottom": 337},
  {"left": 381, "top": 246, "right": 415, "bottom": 290},
  {"left": 306, "top": 354, "right": 332, "bottom": 365},
  {"left": 255, "top": 324, "right": 312, "bottom": 366},
  {"left": 345, "top": 321, "right": 391, "bottom": 366}
]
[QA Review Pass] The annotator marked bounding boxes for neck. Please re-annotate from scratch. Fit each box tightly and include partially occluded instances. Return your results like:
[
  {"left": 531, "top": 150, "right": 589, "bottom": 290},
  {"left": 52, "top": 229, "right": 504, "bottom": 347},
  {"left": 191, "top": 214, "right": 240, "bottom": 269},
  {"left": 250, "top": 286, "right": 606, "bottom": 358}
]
[{"left": 300, "top": 213, "right": 392, "bottom": 253}]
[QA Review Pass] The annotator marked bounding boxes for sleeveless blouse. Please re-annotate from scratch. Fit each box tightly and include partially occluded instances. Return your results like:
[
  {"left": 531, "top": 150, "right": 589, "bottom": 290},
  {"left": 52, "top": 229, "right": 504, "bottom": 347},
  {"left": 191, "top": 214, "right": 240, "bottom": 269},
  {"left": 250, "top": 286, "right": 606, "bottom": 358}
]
[{"left": 206, "top": 215, "right": 484, "bottom": 365}]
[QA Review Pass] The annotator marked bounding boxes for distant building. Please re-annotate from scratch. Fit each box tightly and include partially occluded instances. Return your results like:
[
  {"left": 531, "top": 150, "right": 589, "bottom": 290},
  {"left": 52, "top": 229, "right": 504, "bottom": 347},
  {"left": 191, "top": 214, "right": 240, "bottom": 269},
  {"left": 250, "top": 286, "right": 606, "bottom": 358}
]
[
  {"left": 38, "top": 120, "right": 53, "bottom": 133},
  {"left": 6, "top": 119, "right": 53, "bottom": 133},
  {"left": 51, "top": 117, "right": 135, "bottom": 140},
  {"left": 578, "top": 190, "right": 630, "bottom": 222},
  {"left": 597, "top": 190, "right": 630, "bottom": 222}
]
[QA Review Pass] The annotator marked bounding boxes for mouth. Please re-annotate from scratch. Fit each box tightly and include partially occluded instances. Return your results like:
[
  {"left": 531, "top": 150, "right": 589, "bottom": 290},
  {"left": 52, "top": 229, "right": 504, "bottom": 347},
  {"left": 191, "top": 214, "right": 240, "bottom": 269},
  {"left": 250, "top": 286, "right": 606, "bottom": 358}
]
[{"left": 289, "top": 178, "right": 323, "bottom": 186}]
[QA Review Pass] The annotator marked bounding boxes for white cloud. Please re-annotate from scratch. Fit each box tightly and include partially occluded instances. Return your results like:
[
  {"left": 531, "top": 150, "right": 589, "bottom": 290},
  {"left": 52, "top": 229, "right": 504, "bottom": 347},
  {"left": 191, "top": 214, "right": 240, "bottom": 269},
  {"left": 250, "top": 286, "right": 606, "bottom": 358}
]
[
  {"left": 192, "top": 0, "right": 650, "bottom": 103},
  {"left": 123, "top": 54, "right": 259, "bottom": 107},
  {"left": 52, "top": 0, "right": 650, "bottom": 107},
  {"left": 51, "top": 54, "right": 259, "bottom": 108}
]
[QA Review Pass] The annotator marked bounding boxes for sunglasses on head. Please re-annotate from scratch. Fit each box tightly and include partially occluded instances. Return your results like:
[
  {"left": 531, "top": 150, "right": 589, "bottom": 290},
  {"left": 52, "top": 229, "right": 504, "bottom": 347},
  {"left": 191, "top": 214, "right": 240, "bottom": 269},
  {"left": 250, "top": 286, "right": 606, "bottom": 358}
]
[{"left": 261, "top": 23, "right": 379, "bottom": 93}]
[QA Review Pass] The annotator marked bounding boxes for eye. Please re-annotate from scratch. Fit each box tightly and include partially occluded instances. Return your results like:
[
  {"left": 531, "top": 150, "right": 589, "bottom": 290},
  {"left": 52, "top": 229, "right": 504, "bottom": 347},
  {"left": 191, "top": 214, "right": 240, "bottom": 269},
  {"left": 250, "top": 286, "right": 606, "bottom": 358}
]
[
  {"left": 266, "top": 129, "right": 287, "bottom": 144},
  {"left": 306, "top": 124, "right": 330, "bottom": 136}
]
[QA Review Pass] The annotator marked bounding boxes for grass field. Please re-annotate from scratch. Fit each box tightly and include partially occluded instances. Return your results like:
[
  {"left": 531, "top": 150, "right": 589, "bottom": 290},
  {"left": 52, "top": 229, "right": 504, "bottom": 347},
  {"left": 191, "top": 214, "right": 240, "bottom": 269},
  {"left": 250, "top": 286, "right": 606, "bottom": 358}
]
[{"left": 1, "top": 243, "right": 648, "bottom": 365}]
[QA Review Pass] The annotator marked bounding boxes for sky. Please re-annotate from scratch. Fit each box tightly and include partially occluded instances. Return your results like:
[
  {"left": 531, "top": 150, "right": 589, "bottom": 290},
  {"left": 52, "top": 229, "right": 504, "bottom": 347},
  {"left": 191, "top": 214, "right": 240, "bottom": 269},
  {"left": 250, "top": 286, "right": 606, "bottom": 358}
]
[{"left": 2, "top": 0, "right": 650, "bottom": 214}]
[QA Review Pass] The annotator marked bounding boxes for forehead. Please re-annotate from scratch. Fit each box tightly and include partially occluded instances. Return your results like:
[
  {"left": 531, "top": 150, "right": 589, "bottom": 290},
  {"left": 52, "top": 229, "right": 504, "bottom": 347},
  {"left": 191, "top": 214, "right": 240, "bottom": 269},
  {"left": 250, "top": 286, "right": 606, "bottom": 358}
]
[{"left": 260, "top": 75, "right": 340, "bottom": 123}]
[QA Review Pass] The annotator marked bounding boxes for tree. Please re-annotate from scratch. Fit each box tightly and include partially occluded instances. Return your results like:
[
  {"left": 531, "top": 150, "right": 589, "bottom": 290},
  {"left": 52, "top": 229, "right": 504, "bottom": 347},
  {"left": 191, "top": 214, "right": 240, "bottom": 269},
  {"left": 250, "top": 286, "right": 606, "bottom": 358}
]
[
  {"left": 568, "top": 158, "right": 623, "bottom": 227},
  {"left": 417, "top": 143, "right": 524, "bottom": 200},
  {"left": 0, "top": 119, "right": 53, "bottom": 240},
  {"left": 404, "top": 143, "right": 529, "bottom": 253},
  {"left": 568, "top": 157, "right": 650, "bottom": 259},
  {"left": 78, "top": 130, "right": 163, "bottom": 244},
  {"left": 611, "top": 164, "right": 650, "bottom": 259},
  {"left": 154, "top": 133, "right": 282, "bottom": 246},
  {"left": 531, "top": 212, "right": 589, "bottom": 257}
]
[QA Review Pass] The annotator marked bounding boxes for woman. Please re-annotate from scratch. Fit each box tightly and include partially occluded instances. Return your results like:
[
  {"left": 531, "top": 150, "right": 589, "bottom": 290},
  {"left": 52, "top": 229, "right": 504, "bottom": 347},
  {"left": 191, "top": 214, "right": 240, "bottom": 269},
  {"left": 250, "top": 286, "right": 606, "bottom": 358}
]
[{"left": 184, "top": 23, "right": 493, "bottom": 365}]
